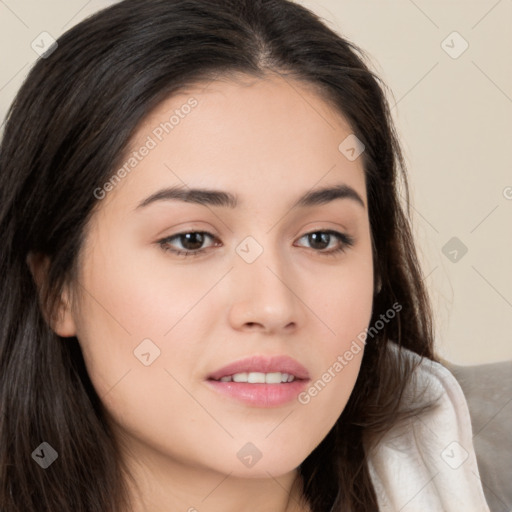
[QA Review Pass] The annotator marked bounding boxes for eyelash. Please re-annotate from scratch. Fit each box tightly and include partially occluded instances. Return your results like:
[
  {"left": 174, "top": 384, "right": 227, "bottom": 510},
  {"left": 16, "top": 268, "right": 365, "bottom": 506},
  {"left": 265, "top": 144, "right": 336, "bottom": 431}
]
[{"left": 157, "top": 229, "right": 354, "bottom": 258}]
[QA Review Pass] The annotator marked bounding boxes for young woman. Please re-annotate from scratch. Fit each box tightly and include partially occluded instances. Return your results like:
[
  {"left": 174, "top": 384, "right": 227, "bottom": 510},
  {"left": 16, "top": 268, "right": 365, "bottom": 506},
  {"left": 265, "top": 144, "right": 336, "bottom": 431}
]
[{"left": 0, "top": 1, "right": 489, "bottom": 511}]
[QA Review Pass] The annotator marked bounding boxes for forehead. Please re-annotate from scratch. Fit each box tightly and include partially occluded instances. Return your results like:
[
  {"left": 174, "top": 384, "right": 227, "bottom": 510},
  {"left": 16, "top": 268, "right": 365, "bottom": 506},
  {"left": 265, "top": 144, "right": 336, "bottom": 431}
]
[{"left": 99, "top": 73, "right": 367, "bottom": 214}]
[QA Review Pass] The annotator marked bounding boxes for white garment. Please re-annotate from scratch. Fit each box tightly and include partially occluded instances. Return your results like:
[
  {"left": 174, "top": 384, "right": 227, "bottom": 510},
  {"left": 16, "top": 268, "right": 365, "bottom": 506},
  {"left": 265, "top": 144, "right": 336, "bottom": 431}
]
[{"left": 367, "top": 344, "right": 490, "bottom": 512}]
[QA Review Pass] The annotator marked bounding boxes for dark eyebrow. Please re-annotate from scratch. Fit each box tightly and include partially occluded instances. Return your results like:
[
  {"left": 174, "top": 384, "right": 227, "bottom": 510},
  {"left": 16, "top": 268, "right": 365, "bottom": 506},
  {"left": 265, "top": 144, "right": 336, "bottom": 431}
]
[{"left": 135, "top": 183, "right": 365, "bottom": 211}]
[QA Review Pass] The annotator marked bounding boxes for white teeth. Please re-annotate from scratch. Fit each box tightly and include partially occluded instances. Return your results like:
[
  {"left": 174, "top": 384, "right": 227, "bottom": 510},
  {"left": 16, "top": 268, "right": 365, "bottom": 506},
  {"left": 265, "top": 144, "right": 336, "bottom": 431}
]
[
  {"left": 217, "top": 372, "right": 296, "bottom": 383},
  {"left": 264, "top": 372, "right": 281, "bottom": 384},
  {"left": 248, "top": 372, "right": 266, "bottom": 383}
]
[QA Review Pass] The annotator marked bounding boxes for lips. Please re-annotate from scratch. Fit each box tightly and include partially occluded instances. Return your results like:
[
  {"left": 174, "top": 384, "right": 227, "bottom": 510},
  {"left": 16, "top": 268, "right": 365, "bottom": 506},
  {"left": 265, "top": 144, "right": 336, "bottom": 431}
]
[
  {"left": 205, "top": 354, "right": 311, "bottom": 407},
  {"left": 206, "top": 355, "right": 310, "bottom": 381}
]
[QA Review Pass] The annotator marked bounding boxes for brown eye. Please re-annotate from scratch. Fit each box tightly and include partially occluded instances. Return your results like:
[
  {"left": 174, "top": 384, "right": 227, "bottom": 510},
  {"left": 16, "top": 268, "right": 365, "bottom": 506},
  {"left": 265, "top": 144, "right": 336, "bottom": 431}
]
[
  {"left": 158, "top": 231, "right": 218, "bottom": 257},
  {"left": 296, "top": 230, "right": 354, "bottom": 255}
]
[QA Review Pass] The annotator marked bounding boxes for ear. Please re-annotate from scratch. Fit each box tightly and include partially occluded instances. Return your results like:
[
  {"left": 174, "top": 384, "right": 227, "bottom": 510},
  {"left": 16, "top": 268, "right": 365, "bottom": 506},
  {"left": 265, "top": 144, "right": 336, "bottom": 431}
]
[{"left": 26, "top": 252, "right": 78, "bottom": 337}]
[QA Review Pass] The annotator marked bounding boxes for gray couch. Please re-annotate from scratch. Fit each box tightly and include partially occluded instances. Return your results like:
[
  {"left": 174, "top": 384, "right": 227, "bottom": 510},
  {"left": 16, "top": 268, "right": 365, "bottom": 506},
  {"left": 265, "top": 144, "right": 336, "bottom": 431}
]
[{"left": 442, "top": 359, "right": 512, "bottom": 512}]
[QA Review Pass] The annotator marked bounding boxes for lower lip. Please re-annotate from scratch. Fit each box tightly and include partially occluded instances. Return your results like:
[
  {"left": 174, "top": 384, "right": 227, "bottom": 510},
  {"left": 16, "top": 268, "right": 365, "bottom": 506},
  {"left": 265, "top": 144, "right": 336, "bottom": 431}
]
[{"left": 205, "top": 379, "right": 310, "bottom": 407}]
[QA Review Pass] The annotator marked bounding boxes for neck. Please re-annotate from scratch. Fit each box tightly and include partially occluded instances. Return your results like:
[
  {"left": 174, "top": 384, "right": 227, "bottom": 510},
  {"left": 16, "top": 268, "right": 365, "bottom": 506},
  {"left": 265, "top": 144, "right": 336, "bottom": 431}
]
[{"left": 120, "top": 441, "right": 310, "bottom": 512}]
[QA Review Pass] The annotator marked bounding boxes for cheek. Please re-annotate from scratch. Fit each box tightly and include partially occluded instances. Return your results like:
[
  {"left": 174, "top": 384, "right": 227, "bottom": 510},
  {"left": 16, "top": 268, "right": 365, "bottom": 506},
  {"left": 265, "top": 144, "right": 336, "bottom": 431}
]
[
  {"left": 75, "top": 228, "right": 206, "bottom": 344},
  {"left": 306, "top": 245, "right": 374, "bottom": 345},
  {"left": 72, "top": 248, "right": 216, "bottom": 465},
  {"left": 72, "top": 232, "right": 222, "bottom": 418},
  {"left": 297, "top": 249, "right": 374, "bottom": 426},
  {"left": 84, "top": 232, "right": 219, "bottom": 336}
]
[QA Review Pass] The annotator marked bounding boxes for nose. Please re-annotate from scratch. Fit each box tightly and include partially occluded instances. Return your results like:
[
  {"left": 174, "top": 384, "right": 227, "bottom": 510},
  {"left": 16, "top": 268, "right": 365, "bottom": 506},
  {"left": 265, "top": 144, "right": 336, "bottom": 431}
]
[{"left": 227, "top": 243, "right": 301, "bottom": 335}]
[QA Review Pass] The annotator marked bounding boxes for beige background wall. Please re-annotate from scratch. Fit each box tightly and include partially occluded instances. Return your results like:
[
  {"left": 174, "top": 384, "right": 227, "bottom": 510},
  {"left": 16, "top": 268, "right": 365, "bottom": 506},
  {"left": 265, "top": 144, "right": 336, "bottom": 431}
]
[{"left": 1, "top": 0, "right": 510, "bottom": 365}]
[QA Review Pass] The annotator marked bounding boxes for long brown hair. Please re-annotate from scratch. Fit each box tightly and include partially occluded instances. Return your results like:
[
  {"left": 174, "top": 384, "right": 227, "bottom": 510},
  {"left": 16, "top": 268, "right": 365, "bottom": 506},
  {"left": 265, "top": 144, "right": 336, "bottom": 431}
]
[{"left": 0, "top": 1, "right": 439, "bottom": 510}]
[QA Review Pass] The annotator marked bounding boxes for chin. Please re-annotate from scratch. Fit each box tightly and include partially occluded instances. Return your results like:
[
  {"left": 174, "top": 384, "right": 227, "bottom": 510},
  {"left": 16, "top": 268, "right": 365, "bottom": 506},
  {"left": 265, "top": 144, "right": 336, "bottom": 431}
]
[{"left": 220, "top": 445, "right": 307, "bottom": 479}]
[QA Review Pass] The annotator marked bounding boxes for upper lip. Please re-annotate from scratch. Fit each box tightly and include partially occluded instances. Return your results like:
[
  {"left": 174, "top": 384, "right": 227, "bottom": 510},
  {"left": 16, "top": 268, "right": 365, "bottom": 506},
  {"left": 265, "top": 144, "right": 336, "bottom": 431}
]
[{"left": 206, "top": 355, "right": 310, "bottom": 381}]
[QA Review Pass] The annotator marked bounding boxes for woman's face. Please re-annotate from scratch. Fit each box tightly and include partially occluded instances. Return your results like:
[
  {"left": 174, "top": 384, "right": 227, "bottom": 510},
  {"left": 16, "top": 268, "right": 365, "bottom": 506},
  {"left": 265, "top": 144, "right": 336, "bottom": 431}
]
[{"left": 57, "top": 74, "right": 374, "bottom": 483}]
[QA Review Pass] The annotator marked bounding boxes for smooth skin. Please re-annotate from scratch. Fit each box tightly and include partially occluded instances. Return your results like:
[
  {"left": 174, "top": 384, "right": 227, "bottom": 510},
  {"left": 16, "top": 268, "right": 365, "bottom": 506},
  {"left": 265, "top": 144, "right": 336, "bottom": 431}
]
[{"left": 30, "top": 73, "right": 374, "bottom": 512}]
